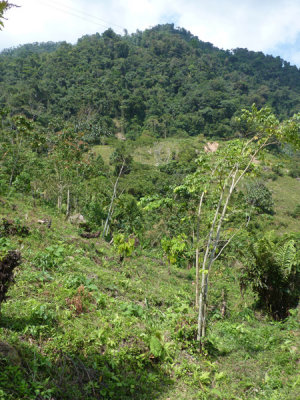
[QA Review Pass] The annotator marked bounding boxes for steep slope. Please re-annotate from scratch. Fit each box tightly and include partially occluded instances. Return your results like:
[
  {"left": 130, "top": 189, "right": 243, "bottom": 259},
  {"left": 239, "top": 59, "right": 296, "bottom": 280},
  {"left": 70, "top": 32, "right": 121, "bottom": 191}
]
[{"left": 0, "top": 194, "right": 299, "bottom": 400}]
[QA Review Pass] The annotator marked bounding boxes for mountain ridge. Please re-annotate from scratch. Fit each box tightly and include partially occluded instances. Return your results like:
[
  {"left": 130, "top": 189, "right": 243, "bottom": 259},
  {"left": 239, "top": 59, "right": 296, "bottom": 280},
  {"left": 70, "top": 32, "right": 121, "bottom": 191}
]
[{"left": 0, "top": 24, "right": 299, "bottom": 141}]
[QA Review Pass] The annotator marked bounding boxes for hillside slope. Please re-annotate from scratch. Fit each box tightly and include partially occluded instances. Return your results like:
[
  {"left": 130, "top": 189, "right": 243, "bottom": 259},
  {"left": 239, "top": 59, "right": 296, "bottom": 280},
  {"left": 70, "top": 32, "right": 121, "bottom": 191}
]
[
  {"left": 0, "top": 194, "right": 299, "bottom": 400},
  {"left": 0, "top": 23, "right": 299, "bottom": 400}
]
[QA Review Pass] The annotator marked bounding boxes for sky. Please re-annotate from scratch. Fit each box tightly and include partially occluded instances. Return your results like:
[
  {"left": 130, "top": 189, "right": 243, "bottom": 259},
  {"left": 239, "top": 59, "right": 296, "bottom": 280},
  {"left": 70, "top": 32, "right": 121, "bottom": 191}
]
[{"left": 1, "top": 0, "right": 300, "bottom": 67}]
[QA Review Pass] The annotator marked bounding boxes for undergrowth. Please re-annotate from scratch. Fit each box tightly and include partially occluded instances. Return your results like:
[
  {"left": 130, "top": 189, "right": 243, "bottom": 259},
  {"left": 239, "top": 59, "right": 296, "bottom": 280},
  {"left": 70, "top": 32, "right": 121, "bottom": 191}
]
[{"left": 0, "top": 196, "right": 299, "bottom": 400}]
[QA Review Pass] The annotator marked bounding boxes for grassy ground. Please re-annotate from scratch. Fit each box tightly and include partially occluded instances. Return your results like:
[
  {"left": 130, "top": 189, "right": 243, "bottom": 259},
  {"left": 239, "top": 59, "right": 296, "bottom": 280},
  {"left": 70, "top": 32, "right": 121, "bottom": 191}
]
[
  {"left": 94, "top": 136, "right": 206, "bottom": 166},
  {"left": 94, "top": 135, "right": 300, "bottom": 237},
  {"left": 0, "top": 194, "right": 299, "bottom": 399},
  {"left": 132, "top": 137, "right": 204, "bottom": 166},
  {"left": 133, "top": 137, "right": 300, "bottom": 235},
  {"left": 93, "top": 145, "right": 114, "bottom": 165},
  {"left": 267, "top": 175, "right": 300, "bottom": 233}
]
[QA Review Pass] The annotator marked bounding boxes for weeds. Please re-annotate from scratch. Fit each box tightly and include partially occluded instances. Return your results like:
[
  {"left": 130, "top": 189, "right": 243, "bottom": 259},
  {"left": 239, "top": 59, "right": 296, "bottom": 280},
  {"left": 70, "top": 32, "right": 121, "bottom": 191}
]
[{"left": 0, "top": 198, "right": 299, "bottom": 399}]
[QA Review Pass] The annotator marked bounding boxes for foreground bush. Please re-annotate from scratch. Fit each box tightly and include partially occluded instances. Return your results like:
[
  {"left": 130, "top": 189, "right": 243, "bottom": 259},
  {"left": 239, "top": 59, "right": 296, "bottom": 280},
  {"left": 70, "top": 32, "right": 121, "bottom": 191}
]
[{"left": 241, "top": 232, "right": 300, "bottom": 319}]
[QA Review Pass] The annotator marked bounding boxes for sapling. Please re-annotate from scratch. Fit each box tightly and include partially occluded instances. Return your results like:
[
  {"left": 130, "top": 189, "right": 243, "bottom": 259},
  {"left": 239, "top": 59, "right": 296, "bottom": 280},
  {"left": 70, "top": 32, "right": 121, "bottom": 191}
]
[
  {"left": 113, "top": 233, "right": 135, "bottom": 263},
  {"left": 161, "top": 234, "right": 187, "bottom": 267},
  {"left": 178, "top": 105, "right": 300, "bottom": 350}
]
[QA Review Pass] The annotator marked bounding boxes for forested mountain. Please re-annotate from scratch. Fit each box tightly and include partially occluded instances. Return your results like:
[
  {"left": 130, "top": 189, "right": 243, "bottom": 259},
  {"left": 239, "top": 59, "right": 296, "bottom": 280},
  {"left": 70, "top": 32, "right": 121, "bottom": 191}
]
[{"left": 1, "top": 23, "right": 300, "bottom": 141}]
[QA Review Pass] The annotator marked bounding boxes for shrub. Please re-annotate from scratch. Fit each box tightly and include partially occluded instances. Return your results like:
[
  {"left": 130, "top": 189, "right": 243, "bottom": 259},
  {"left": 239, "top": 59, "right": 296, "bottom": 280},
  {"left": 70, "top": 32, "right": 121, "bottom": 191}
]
[
  {"left": 113, "top": 233, "right": 135, "bottom": 262},
  {"left": 0, "top": 218, "right": 30, "bottom": 237},
  {"left": 290, "top": 203, "right": 300, "bottom": 218},
  {"left": 241, "top": 232, "right": 300, "bottom": 319},
  {"left": 288, "top": 164, "right": 300, "bottom": 178},
  {"left": 271, "top": 163, "right": 284, "bottom": 176},
  {"left": 12, "top": 172, "right": 31, "bottom": 193},
  {"left": 33, "top": 244, "right": 67, "bottom": 271},
  {"left": 0, "top": 177, "right": 8, "bottom": 195},
  {"left": 110, "top": 143, "right": 133, "bottom": 175},
  {"left": 245, "top": 180, "right": 274, "bottom": 214},
  {"left": 112, "top": 194, "right": 143, "bottom": 234},
  {"left": 161, "top": 234, "right": 188, "bottom": 267},
  {"left": 83, "top": 200, "right": 106, "bottom": 228}
]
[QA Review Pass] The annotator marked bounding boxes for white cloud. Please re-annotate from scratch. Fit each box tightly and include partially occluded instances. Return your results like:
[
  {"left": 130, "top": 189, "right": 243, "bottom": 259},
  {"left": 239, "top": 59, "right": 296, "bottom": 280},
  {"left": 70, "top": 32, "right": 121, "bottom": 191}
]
[
  {"left": 0, "top": 0, "right": 300, "bottom": 66},
  {"left": 172, "top": 0, "right": 300, "bottom": 52}
]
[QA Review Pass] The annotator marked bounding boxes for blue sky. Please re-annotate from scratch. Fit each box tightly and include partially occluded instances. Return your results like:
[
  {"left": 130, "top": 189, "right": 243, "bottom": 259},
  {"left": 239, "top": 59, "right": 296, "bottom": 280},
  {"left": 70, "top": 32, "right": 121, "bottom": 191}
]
[{"left": 1, "top": 0, "right": 300, "bottom": 67}]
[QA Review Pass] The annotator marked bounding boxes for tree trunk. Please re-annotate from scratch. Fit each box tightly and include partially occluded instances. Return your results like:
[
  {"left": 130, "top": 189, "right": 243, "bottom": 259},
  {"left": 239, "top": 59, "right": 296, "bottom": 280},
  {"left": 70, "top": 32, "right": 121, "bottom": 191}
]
[
  {"left": 195, "top": 191, "right": 205, "bottom": 308},
  {"left": 66, "top": 188, "right": 70, "bottom": 218},
  {"left": 57, "top": 186, "right": 63, "bottom": 210},
  {"left": 9, "top": 153, "right": 19, "bottom": 186},
  {"left": 197, "top": 167, "right": 236, "bottom": 349},
  {"left": 197, "top": 266, "right": 206, "bottom": 349},
  {"left": 195, "top": 247, "right": 199, "bottom": 307},
  {"left": 103, "top": 161, "right": 125, "bottom": 238}
]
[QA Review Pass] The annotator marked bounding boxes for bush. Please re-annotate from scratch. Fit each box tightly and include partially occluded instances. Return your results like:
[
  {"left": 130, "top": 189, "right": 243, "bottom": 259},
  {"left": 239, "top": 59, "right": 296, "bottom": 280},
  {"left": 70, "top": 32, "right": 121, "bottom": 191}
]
[
  {"left": 161, "top": 234, "right": 188, "bottom": 267},
  {"left": 33, "top": 244, "right": 67, "bottom": 271},
  {"left": 245, "top": 180, "right": 274, "bottom": 214},
  {"left": 83, "top": 200, "right": 106, "bottom": 228},
  {"left": 241, "top": 232, "right": 300, "bottom": 319},
  {"left": 112, "top": 194, "right": 143, "bottom": 234},
  {"left": 290, "top": 204, "right": 300, "bottom": 218},
  {"left": 0, "top": 177, "right": 8, "bottom": 195},
  {"left": 110, "top": 143, "right": 133, "bottom": 175},
  {"left": 113, "top": 233, "right": 135, "bottom": 262},
  {"left": 12, "top": 172, "right": 31, "bottom": 193},
  {"left": 288, "top": 164, "right": 300, "bottom": 178},
  {"left": 271, "top": 163, "right": 284, "bottom": 176}
]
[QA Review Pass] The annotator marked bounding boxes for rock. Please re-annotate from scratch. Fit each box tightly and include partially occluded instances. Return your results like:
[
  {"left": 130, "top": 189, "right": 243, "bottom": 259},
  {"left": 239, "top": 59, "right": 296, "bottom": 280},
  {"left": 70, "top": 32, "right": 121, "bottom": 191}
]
[
  {"left": 80, "top": 231, "right": 101, "bottom": 239},
  {"left": 204, "top": 141, "right": 219, "bottom": 153},
  {"left": 69, "top": 213, "right": 86, "bottom": 225},
  {"left": 37, "top": 218, "right": 52, "bottom": 228},
  {"left": 0, "top": 341, "right": 21, "bottom": 366}
]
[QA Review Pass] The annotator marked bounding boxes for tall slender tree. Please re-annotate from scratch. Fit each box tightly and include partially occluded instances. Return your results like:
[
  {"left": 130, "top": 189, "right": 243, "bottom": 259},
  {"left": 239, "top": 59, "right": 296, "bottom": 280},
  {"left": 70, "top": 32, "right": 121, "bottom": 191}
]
[{"left": 177, "top": 105, "right": 300, "bottom": 350}]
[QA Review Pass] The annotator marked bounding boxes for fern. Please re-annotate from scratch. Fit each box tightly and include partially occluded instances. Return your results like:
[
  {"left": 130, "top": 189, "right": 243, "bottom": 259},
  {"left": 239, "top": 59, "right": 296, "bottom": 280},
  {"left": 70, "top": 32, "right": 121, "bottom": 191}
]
[
  {"left": 275, "top": 240, "right": 296, "bottom": 276},
  {"left": 149, "top": 335, "right": 163, "bottom": 358},
  {"left": 243, "top": 232, "right": 300, "bottom": 319}
]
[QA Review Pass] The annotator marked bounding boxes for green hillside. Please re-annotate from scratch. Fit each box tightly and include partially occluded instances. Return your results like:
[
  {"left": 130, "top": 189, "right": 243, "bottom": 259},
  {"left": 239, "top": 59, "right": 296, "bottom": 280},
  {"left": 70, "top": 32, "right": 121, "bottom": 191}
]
[
  {"left": 0, "top": 110, "right": 299, "bottom": 399},
  {"left": 268, "top": 175, "right": 300, "bottom": 232},
  {"left": 0, "top": 23, "right": 299, "bottom": 400},
  {"left": 0, "top": 24, "right": 300, "bottom": 141},
  {"left": 0, "top": 195, "right": 299, "bottom": 400}
]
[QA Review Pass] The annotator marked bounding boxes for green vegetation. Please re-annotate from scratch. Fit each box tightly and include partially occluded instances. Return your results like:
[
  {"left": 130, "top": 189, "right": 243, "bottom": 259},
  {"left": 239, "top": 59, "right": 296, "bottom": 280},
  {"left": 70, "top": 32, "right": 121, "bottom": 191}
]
[
  {"left": 0, "top": 196, "right": 299, "bottom": 399},
  {"left": 1, "top": 24, "right": 300, "bottom": 141},
  {"left": 245, "top": 180, "right": 274, "bottom": 215},
  {"left": 113, "top": 232, "right": 135, "bottom": 262},
  {"left": 161, "top": 234, "right": 188, "bottom": 267},
  {"left": 0, "top": 2, "right": 15, "bottom": 30},
  {"left": 267, "top": 175, "right": 300, "bottom": 232},
  {"left": 0, "top": 24, "right": 299, "bottom": 400},
  {"left": 240, "top": 231, "right": 300, "bottom": 319}
]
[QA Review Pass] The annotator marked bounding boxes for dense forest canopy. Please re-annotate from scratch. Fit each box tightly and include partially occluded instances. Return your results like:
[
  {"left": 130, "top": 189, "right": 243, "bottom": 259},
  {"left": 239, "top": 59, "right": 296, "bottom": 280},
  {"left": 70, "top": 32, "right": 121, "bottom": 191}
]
[{"left": 0, "top": 23, "right": 300, "bottom": 142}]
